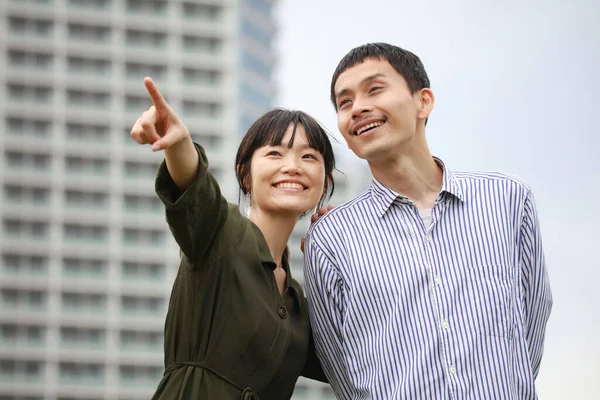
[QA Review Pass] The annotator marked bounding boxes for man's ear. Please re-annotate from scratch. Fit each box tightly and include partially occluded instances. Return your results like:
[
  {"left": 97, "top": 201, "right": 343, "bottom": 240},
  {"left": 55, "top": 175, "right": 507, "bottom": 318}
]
[{"left": 417, "top": 88, "right": 435, "bottom": 122}]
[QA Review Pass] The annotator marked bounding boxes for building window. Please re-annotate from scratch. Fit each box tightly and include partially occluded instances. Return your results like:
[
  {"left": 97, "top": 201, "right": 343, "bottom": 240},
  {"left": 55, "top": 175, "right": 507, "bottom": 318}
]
[
  {"left": 63, "top": 257, "right": 107, "bottom": 278},
  {"left": 123, "top": 194, "right": 162, "bottom": 212},
  {"left": 66, "top": 89, "right": 110, "bottom": 108},
  {"left": 4, "top": 184, "right": 51, "bottom": 206},
  {"left": 61, "top": 292, "right": 106, "bottom": 313},
  {"left": 190, "top": 133, "right": 223, "bottom": 151},
  {"left": 67, "top": 22, "right": 111, "bottom": 43},
  {"left": 182, "top": 67, "right": 221, "bottom": 86},
  {"left": 182, "top": 35, "right": 221, "bottom": 53},
  {"left": 122, "top": 228, "right": 165, "bottom": 246},
  {"left": 5, "top": 150, "right": 51, "bottom": 171},
  {"left": 120, "top": 295, "right": 164, "bottom": 316},
  {"left": 0, "top": 289, "right": 47, "bottom": 312},
  {"left": 120, "top": 329, "right": 162, "bottom": 351},
  {"left": 63, "top": 224, "right": 109, "bottom": 243},
  {"left": 119, "top": 364, "right": 162, "bottom": 385},
  {"left": 60, "top": 326, "right": 105, "bottom": 348},
  {"left": 66, "top": 56, "right": 111, "bottom": 76},
  {"left": 123, "top": 161, "right": 159, "bottom": 178},
  {"left": 7, "top": 16, "right": 53, "bottom": 37},
  {"left": 9, "top": 0, "right": 53, "bottom": 6},
  {"left": 64, "top": 189, "right": 109, "bottom": 209},
  {"left": 181, "top": 2, "right": 221, "bottom": 20},
  {"left": 2, "top": 253, "right": 49, "bottom": 276},
  {"left": 0, "top": 359, "right": 44, "bottom": 384},
  {"left": 65, "top": 122, "right": 110, "bottom": 142},
  {"left": 0, "top": 323, "right": 46, "bottom": 347},
  {"left": 64, "top": 156, "right": 109, "bottom": 175},
  {"left": 7, "top": 49, "right": 53, "bottom": 70},
  {"left": 125, "top": 29, "right": 168, "bottom": 48},
  {"left": 6, "top": 117, "right": 52, "bottom": 138},
  {"left": 2, "top": 219, "right": 49, "bottom": 240},
  {"left": 126, "top": 0, "right": 167, "bottom": 15},
  {"left": 7, "top": 83, "right": 52, "bottom": 104},
  {"left": 122, "top": 261, "right": 165, "bottom": 281},
  {"left": 68, "top": 0, "right": 111, "bottom": 9},
  {"left": 59, "top": 362, "right": 104, "bottom": 385},
  {"left": 125, "top": 61, "right": 167, "bottom": 80},
  {"left": 124, "top": 94, "right": 152, "bottom": 112},
  {"left": 181, "top": 100, "right": 221, "bottom": 118}
]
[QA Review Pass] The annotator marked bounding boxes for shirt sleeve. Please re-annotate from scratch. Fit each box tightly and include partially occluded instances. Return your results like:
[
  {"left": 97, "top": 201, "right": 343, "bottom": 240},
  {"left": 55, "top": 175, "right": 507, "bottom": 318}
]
[
  {"left": 519, "top": 189, "right": 553, "bottom": 378},
  {"left": 303, "top": 228, "right": 352, "bottom": 398},
  {"left": 155, "top": 142, "right": 229, "bottom": 268}
]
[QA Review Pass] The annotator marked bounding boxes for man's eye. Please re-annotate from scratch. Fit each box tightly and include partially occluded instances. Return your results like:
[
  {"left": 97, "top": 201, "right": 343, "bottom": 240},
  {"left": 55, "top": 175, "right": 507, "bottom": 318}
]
[
  {"left": 369, "top": 86, "right": 382, "bottom": 93},
  {"left": 338, "top": 99, "right": 351, "bottom": 108}
]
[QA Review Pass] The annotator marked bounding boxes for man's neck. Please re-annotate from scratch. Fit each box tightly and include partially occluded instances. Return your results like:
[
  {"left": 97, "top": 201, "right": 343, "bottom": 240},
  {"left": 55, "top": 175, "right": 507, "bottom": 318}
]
[{"left": 369, "top": 140, "right": 443, "bottom": 210}]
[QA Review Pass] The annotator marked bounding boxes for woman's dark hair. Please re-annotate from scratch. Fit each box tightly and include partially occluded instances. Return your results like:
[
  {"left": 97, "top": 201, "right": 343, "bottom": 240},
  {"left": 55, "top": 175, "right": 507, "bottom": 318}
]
[{"left": 235, "top": 108, "right": 335, "bottom": 210}]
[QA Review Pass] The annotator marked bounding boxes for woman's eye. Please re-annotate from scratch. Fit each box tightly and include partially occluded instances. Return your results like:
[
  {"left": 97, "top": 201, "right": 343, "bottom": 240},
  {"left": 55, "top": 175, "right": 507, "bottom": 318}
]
[
  {"left": 302, "top": 154, "right": 317, "bottom": 160},
  {"left": 266, "top": 151, "right": 281, "bottom": 156}
]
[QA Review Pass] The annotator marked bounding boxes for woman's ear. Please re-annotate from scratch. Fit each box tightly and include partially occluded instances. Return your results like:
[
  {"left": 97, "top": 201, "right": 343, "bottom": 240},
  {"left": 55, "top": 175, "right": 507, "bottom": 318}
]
[
  {"left": 236, "top": 164, "right": 251, "bottom": 193},
  {"left": 323, "top": 176, "right": 332, "bottom": 196}
]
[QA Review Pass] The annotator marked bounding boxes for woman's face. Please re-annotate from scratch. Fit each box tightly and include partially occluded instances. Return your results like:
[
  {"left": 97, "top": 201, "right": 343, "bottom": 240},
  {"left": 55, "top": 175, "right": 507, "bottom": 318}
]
[{"left": 248, "top": 123, "right": 326, "bottom": 218}]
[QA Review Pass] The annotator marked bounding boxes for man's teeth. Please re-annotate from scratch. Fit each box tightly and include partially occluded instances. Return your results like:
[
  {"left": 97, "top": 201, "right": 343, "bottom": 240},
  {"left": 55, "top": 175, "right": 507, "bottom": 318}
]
[
  {"left": 276, "top": 182, "right": 304, "bottom": 189},
  {"left": 356, "top": 121, "right": 383, "bottom": 135}
]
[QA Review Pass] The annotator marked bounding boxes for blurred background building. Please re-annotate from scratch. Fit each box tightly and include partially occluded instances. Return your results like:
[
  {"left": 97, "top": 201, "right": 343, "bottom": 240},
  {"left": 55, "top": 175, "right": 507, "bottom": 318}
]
[{"left": 0, "top": 0, "right": 369, "bottom": 399}]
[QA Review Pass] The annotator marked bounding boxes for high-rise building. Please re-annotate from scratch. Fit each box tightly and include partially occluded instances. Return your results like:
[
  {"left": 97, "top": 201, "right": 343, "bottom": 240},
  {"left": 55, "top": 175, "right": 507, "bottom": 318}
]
[{"left": 0, "top": 0, "right": 281, "bottom": 399}]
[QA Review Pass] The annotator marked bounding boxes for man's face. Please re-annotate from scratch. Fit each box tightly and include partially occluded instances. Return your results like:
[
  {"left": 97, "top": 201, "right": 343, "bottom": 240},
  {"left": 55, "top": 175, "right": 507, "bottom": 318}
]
[{"left": 333, "top": 58, "right": 431, "bottom": 161}]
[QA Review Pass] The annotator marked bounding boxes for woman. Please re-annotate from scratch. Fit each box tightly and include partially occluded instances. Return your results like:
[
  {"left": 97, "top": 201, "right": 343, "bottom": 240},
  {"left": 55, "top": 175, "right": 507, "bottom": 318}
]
[{"left": 130, "top": 78, "right": 335, "bottom": 399}]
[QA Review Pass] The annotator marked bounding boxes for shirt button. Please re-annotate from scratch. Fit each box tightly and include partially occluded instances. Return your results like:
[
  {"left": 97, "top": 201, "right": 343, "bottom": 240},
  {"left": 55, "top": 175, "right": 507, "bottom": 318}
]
[
  {"left": 425, "top": 234, "right": 432, "bottom": 242},
  {"left": 434, "top": 276, "right": 442, "bottom": 285},
  {"left": 449, "top": 365, "right": 456, "bottom": 375},
  {"left": 278, "top": 306, "right": 288, "bottom": 319},
  {"left": 442, "top": 320, "right": 449, "bottom": 329}
]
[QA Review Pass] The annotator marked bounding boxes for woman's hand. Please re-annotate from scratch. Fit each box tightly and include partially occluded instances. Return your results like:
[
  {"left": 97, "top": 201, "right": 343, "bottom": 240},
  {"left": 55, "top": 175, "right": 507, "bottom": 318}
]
[
  {"left": 130, "top": 77, "right": 190, "bottom": 152},
  {"left": 130, "top": 77, "right": 199, "bottom": 192}
]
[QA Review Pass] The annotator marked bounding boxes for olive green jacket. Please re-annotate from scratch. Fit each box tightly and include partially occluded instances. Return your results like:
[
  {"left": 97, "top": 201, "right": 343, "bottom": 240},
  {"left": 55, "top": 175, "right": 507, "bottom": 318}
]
[{"left": 151, "top": 144, "right": 326, "bottom": 399}]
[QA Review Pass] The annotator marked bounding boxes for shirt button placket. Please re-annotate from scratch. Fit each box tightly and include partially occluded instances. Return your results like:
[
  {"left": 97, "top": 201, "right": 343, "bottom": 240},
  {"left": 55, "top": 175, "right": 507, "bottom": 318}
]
[{"left": 277, "top": 305, "right": 287, "bottom": 319}]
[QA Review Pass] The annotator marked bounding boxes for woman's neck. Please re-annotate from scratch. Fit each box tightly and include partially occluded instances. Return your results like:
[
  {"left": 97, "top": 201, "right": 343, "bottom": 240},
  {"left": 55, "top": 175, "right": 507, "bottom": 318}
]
[{"left": 248, "top": 210, "right": 297, "bottom": 266}]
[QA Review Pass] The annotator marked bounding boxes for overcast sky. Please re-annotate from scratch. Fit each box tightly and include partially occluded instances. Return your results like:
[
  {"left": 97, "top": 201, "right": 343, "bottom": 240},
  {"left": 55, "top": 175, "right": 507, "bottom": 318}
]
[{"left": 274, "top": 0, "right": 599, "bottom": 398}]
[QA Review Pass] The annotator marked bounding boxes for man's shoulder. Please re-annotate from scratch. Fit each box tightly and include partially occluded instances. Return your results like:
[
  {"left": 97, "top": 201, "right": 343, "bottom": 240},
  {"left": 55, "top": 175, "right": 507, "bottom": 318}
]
[
  {"left": 309, "top": 188, "right": 372, "bottom": 235},
  {"left": 453, "top": 169, "right": 532, "bottom": 193}
]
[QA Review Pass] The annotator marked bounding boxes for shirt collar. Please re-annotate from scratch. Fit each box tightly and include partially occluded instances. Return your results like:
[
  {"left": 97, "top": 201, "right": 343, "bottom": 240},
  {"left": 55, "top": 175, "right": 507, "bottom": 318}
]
[
  {"left": 370, "top": 157, "right": 466, "bottom": 218},
  {"left": 248, "top": 219, "right": 298, "bottom": 296}
]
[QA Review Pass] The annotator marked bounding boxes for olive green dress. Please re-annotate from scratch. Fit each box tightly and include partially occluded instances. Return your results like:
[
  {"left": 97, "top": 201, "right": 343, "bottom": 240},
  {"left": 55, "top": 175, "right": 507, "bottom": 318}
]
[{"left": 151, "top": 144, "right": 326, "bottom": 400}]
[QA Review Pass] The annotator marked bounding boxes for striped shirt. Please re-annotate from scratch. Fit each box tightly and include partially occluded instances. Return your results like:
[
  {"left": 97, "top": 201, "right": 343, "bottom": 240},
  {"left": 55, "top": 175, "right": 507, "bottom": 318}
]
[{"left": 303, "top": 160, "right": 553, "bottom": 400}]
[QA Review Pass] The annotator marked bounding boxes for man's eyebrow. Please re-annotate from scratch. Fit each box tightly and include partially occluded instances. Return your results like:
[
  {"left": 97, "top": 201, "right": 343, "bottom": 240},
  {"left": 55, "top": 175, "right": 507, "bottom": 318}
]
[{"left": 335, "top": 73, "right": 386, "bottom": 100}]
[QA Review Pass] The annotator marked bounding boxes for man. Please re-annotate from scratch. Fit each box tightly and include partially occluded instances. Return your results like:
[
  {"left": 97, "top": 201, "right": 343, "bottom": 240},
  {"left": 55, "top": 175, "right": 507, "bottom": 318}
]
[{"left": 303, "top": 43, "right": 552, "bottom": 399}]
